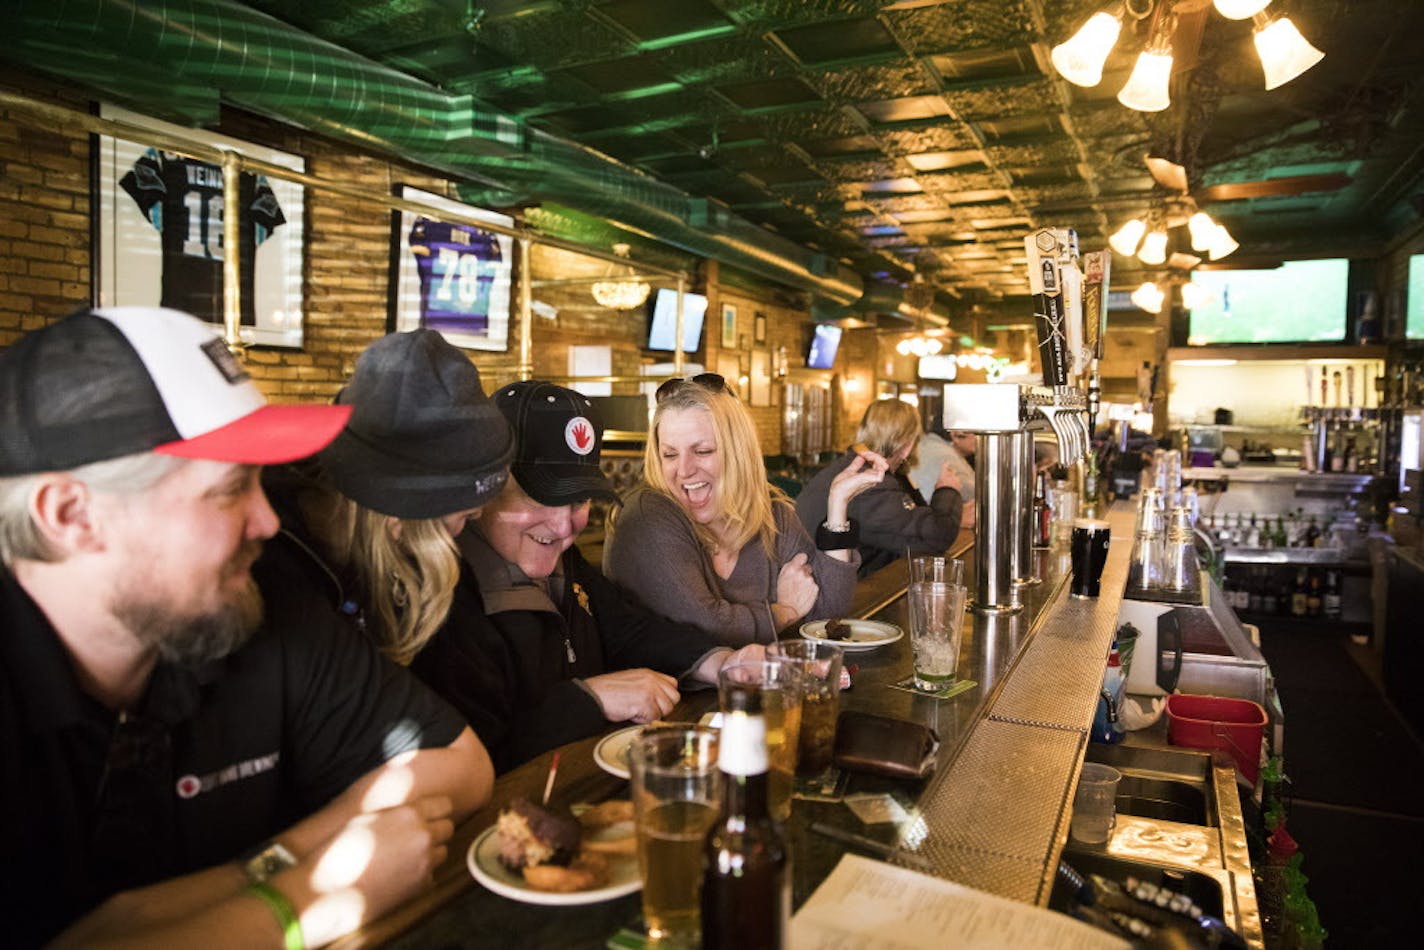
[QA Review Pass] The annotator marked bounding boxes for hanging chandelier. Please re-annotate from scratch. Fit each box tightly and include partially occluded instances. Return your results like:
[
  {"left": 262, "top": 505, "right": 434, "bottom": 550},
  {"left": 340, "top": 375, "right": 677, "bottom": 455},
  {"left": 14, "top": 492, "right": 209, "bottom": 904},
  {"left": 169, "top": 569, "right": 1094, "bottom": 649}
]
[
  {"left": 896, "top": 335, "right": 943, "bottom": 357},
  {"left": 590, "top": 243, "right": 650, "bottom": 311},
  {"left": 1052, "top": 0, "right": 1324, "bottom": 112},
  {"left": 1108, "top": 194, "right": 1238, "bottom": 267}
]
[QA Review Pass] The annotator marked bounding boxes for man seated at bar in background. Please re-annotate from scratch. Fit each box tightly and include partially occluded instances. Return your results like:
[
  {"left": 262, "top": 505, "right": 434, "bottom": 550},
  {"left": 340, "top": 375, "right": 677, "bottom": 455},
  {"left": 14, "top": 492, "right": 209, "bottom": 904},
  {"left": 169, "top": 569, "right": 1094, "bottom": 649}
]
[
  {"left": 0, "top": 308, "right": 495, "bottom": 948},
  {"left": 412, "top": 381, "right": 764, "bottom": 772}
]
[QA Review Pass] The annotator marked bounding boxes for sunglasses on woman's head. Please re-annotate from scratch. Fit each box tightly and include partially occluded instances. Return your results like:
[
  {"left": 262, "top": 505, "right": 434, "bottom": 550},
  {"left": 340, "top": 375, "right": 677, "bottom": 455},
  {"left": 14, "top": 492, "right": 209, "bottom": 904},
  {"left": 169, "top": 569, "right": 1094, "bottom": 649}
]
[{"left": 655, "top": 372, "right": 728, "bottom": 403}]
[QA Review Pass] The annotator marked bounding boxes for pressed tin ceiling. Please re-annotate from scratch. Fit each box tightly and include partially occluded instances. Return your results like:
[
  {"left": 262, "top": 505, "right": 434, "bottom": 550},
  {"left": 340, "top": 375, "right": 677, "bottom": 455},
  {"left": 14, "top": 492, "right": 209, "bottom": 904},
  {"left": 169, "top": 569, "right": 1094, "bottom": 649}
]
[{"left": 17, "top": 0, "right": 1424, "bottom": 309}]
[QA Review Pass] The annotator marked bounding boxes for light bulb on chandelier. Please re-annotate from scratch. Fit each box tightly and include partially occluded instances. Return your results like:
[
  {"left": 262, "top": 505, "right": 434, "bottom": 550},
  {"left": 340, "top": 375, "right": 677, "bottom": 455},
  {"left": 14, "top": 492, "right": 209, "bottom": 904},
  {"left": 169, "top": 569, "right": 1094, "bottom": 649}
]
[
  {"left": 590, "top": 243, "right": 650, "bottom": 311},
  {"left": 1130, "top": 282, "right": 1166, "bottom": 314}
]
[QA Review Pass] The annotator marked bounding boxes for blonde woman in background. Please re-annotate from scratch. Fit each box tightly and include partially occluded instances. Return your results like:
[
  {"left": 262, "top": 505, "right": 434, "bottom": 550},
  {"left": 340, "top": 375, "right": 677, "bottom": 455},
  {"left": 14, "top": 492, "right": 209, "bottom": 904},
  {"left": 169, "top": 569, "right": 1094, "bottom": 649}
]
[
  {"left": 797, "top": 398, "right": 965, "bottom": 576},
  {"left": 263, "top": 329, "right": 514, "bottom": 663},
  {"left": 606, "top": 373, "right": 885, "bottom": 646}
]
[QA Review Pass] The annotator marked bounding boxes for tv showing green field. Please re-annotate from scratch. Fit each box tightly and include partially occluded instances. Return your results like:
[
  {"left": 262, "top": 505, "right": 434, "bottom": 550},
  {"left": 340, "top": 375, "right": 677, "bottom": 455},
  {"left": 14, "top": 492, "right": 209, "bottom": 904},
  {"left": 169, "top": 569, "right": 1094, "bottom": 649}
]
[
  {"left": 1186, "top": 259, "right": 1349, "bottom": 344},
  {"left": 1407, "top": 254, "right": 1424, "bottom": 339}
]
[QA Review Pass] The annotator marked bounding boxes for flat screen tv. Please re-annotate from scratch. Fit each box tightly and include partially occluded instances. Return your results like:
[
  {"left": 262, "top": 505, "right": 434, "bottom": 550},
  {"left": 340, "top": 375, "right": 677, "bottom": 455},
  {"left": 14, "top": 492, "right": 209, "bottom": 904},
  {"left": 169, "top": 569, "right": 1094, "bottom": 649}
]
[
  {"left": 1186, "top": 258, "right": 1349, "bottom": 344},
  {"left": 1407, "top": 253, "right": 1424, "bottom": 339},
  {"left": 806, "top": 324, "right": 843, "bottom": 369},
  {"left": 646, "top": 288, "right": 707, "bottom": 352}
]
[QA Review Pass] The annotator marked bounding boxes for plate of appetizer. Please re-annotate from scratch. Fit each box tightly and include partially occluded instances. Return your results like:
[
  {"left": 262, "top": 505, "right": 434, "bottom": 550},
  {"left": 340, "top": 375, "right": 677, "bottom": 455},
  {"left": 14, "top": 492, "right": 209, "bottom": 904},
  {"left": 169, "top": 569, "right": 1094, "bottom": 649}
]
[
  {"left": 468, "top": 798, "right": 640, "bottom": 906},
  {"left": 799, "top": 618, "right": 903, "bottom": 651}
]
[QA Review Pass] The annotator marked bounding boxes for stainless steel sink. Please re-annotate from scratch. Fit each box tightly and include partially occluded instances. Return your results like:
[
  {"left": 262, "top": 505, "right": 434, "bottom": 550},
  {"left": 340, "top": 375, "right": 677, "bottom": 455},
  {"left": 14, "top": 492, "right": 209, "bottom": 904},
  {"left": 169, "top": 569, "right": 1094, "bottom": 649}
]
[
  {"left": 1116, "top": 774, "right": 1210, "bottom": 825},
  {"left": 1085, "top": 742, "right": 1217, "bottom": 827},
  {"left": 1064, "top": 739, "right": 1262, "bottom": 948}
]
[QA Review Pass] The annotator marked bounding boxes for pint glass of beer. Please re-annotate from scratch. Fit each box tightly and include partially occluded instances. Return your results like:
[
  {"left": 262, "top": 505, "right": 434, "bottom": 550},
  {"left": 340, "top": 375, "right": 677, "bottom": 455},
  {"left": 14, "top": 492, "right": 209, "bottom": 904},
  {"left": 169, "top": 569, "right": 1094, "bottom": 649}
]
[
  {"left": 766, "top": 639, "right": 844, "bottom": 775},
  {"left": 628, "top": 725, "right": 720, "bottom": 945},
  {"left": 717, "top": 660, "right": 802, "bottom": 820}
]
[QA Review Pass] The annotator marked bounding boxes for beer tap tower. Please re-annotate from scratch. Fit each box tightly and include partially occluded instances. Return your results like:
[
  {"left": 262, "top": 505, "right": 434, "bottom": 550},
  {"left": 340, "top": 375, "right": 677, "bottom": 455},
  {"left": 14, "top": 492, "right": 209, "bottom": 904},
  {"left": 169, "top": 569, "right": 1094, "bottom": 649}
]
[{"left": 941, "top": 228, "right": 1108, "bottom": 613}]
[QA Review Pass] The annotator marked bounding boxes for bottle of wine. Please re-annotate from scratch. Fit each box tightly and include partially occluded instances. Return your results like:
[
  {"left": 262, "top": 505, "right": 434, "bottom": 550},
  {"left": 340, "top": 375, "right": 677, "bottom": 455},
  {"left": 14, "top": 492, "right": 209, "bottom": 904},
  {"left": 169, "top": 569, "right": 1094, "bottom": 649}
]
[
  {"left": 701, "top": 686, "right": 789, "bottom": 950},
  {"left": 1290, "top": 569, "right": 1309, "bottom": 618},
  {"left": 1306, "top": 571, "right": 1323, "bottom": 618},
  {"left": 1323, "top": 570, "right": 1343, "bottom": 620}
]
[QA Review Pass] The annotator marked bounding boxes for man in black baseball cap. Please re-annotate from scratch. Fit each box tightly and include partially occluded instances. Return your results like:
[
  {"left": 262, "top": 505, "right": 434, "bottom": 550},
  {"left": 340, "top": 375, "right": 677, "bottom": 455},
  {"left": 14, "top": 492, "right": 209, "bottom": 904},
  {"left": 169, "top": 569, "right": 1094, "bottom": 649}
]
[
  {"left": 0, "top": 308, "right": 492, "bottom": 947},
  {"left": 410, "top": 381, "right": 764, "bottom": 771}
]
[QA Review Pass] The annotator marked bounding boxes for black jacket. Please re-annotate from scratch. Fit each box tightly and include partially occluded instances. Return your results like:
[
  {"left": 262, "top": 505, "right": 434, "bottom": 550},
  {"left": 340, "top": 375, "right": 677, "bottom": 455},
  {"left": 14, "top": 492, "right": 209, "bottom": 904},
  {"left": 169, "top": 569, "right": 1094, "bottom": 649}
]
[
  {"left": 796, "top": 449, "right": 963, "bottom": 577},
  {"left": 410, "top": 540, "right": 722, "bottom": 772}
]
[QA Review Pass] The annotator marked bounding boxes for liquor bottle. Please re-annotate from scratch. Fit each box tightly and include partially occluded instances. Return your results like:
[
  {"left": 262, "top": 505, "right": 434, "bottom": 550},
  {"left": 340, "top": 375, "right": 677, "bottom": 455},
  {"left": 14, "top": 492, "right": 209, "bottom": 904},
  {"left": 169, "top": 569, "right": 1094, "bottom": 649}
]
[
  {"left": 1304, "top": 516, "right": 1321, "bottom": 549},
  {"left": 1323, "top": 570, "right": 1343, "bottom": 620},
  {"left": 1305, "top": 571, "right": 1323, "bottom": 618},
  {"left": 1290, "top": 569, "right": 1309, "bottom": 618},
  {"left": 702, "top": 686, "right": 789, "bottom": 950},
  {"left": 1274, "top": 517, "right": 1289, "bottom": 549},
  {"left": 1264, "top": 572, "right": 1287, "bottom": 618},
  {"left": 1344, "top": 435, "right": 1358, "bottom": 473},
  {"left": 1247, "top": 513, "right": 1261, "bottom": 549}
]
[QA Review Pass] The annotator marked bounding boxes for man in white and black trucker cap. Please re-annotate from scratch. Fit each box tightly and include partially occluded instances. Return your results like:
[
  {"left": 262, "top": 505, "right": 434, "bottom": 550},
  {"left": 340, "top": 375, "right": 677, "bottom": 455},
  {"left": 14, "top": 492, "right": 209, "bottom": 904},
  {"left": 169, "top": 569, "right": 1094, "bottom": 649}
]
[{"left": 0, "top": 307, "right": 493, "bottom": 948}]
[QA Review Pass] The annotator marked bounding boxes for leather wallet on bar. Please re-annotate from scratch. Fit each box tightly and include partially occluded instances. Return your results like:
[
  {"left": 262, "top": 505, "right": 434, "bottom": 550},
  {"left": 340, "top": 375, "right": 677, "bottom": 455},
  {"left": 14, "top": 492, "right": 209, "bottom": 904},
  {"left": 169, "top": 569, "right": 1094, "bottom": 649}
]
[{"left": 832, "top": 711, "right": 940, "bottom": 780}]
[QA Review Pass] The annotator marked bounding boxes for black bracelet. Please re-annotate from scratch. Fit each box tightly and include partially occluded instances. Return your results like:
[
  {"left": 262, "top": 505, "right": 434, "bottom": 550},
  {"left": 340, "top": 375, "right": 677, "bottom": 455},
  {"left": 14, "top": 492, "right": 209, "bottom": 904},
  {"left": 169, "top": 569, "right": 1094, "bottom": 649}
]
[{"left": 816, "top": 520, "right": 860, "bottom": 551}]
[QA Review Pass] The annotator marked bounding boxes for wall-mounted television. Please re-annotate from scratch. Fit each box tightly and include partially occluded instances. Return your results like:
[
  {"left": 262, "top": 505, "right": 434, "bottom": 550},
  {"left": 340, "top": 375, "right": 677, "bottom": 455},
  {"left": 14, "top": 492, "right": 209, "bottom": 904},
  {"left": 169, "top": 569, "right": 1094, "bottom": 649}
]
[
  {"left": 646, "top": 288, "right": 707, "bottom": 352},
  {"left": 806, "top": 324, "right": 842, "bottom": 369},
  {"left": 1407, "top": 253, "right": 1424, "bottom": 339},
  {"left": 1186, "top": 258, "right": 1350, "bottom": 344}
]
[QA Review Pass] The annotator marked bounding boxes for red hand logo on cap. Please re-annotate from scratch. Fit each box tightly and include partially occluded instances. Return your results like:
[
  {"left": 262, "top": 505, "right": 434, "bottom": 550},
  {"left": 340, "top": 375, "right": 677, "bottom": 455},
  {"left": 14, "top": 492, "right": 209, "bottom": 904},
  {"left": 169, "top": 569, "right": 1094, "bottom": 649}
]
[{"left": 571, "top": 421, "right": 591, "bottom": 449}]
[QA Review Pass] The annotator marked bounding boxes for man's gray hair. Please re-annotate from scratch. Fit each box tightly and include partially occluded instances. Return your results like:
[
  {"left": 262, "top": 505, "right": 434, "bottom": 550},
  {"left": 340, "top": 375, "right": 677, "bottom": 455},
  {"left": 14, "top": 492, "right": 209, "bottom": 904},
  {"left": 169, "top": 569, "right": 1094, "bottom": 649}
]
[{"left": 0, "top": 452, "right": 186, "bottom": 566}]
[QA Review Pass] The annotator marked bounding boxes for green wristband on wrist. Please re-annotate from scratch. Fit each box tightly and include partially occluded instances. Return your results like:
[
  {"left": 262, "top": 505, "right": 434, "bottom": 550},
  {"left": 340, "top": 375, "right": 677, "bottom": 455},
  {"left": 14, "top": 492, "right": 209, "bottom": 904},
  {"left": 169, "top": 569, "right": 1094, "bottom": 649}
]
[{"left": 248, "top": 881, "right": 304, "bottom": 950}]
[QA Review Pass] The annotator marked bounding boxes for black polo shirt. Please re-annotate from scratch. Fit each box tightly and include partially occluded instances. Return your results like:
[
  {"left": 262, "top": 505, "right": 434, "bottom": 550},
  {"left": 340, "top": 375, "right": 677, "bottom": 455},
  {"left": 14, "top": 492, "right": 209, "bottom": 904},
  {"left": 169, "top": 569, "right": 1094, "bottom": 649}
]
[{"left": 0, "top": 564, "right": 468, "bottom": 947}]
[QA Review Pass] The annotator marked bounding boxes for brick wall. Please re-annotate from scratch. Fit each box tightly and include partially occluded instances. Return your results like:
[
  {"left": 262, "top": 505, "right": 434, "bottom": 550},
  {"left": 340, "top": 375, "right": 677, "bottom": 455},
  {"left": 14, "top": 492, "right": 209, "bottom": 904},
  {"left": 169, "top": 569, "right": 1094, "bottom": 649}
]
[
  {"left": 0, "top": 79, "right": 92, "bottom": 346},
  {"left": 0, "top": 69, "right": 880, "bottom": 459}
]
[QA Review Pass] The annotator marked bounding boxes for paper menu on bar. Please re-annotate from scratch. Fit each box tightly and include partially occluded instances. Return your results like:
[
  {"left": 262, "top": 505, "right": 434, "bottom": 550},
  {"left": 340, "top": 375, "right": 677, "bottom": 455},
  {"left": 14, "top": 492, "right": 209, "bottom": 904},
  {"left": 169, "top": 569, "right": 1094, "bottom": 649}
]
[{"left": 791, "top": 854, "right": 1127, "bottom": 950}]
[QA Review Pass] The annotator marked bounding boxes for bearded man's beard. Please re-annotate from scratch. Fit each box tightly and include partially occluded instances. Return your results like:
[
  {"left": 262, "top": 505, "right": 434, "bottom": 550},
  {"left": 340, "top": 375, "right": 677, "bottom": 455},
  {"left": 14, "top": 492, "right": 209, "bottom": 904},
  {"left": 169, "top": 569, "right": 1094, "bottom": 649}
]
[{"left": 111, "top": 548, "right": 266, "bottom": 667}]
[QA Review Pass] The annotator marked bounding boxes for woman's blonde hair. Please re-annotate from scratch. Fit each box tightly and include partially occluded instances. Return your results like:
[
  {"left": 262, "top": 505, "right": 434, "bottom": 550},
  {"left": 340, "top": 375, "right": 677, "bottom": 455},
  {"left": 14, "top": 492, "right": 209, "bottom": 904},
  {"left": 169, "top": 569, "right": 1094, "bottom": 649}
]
[
  {"left": 642, "top": 382, "right": 781, "bottom": 556},
  {"left": 855, "top": 398, "right": 922, "bottom": 469},
  {"left": 318, "top": 492, "right": 459, "bottom": 665}
]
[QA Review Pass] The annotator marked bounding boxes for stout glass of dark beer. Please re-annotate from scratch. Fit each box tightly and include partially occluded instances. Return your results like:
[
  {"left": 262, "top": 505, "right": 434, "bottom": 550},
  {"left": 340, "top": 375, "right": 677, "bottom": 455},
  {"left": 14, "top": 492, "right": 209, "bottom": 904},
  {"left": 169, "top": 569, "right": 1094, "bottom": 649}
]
[{"left": 1070, "top": 518, "right": 1111, "bottom": 598}]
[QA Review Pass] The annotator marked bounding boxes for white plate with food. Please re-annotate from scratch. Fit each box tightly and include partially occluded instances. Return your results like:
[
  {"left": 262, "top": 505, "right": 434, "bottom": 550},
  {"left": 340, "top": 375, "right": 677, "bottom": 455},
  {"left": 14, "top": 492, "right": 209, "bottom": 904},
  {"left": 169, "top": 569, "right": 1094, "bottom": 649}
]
[
  {"left": 799, "top": 618, "right": 903, "bottom": 651},
  {"left": 592, "top": 724, "right": 642, "bottom": 780},
  {"left": 467, "top": 823, "right": 641, "bottom": 906}
]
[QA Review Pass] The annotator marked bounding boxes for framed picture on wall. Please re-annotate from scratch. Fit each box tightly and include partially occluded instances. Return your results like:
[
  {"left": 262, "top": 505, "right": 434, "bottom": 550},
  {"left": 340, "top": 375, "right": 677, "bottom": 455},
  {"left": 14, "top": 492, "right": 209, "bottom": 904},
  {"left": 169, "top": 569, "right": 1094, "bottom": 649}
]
[
  {"left": 96, "top": 103, "right": 306, "bottom": 348},
  {"left": 389, "top": 185, "right": 515, "bottom": 352},
  {"left": 721, "top": 303, "right": 737, "bottom": 349},
  {"left": 754, "top": 310, "right": 767, "bottom": 344},
  {"left": 750, "top": 349, "right": 771, "bottom": 407}
]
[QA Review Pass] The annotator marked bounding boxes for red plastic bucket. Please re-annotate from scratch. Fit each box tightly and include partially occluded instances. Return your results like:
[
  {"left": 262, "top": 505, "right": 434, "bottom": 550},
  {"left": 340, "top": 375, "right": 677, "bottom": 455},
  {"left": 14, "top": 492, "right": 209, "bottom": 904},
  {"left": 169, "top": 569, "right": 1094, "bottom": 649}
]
[{"left": 1165, "top": 694, "right": 1268, "bottom": 784}]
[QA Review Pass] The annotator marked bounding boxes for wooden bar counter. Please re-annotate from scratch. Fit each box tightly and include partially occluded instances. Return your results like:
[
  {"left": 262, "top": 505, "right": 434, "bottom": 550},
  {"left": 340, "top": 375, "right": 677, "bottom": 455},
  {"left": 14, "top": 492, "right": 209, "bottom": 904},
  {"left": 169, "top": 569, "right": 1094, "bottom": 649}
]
[{"left": 331, "top": 517, "right": 1128, "bottom": 949}]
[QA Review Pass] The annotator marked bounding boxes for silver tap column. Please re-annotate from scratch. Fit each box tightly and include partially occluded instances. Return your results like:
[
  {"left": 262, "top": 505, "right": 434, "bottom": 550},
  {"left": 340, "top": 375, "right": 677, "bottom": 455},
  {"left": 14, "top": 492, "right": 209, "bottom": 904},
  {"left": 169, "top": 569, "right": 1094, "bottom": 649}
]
[
  {"left": 1011, "top": 431, "right": 1039, "bottom": 587},
  {"left": 975, "top": 432, "right": 1024, "bottom": 613}
]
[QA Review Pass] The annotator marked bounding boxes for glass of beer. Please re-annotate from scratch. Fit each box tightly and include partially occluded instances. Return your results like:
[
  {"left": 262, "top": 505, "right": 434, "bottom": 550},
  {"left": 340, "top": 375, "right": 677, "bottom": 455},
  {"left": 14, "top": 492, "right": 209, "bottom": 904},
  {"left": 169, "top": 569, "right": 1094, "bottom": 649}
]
[
  {"left": 717, "top": 660, "right": 802, "bottom": 820},
  {"left": 628, "top": 725, "right": 721, "bottom": 946},
  {"left": 766, "top": 639, "right": 844, "bottom": 775}
]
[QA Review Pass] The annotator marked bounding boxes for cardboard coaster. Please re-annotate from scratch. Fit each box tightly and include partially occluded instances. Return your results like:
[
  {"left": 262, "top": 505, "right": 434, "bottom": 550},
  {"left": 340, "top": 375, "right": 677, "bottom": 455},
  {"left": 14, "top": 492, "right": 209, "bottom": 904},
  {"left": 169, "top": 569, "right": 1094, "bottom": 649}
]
[
  {"left": 843, "top": 792, "right": 912, "bottom": 825},
  {"left": 889, "top": 675, "right": 977, "bottom": 700},
  {"left": 793, "top": 768, "right": 850, "bottom": 802}
]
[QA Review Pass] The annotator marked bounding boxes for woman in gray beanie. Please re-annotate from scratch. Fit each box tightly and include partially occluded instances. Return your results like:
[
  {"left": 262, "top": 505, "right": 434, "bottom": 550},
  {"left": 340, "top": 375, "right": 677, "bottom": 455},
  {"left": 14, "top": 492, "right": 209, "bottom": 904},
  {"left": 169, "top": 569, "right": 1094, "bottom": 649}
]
[{"left": 257, "top": 328, "right": 514, "bottom": 664}]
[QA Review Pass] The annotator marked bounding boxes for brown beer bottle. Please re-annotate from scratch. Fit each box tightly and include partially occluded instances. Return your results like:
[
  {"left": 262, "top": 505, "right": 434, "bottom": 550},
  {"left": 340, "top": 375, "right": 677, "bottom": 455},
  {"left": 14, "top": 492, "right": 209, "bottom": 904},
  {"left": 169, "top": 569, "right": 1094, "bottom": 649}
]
[{"left": 701, "top": 686, "right": 790, "bottom": 950}]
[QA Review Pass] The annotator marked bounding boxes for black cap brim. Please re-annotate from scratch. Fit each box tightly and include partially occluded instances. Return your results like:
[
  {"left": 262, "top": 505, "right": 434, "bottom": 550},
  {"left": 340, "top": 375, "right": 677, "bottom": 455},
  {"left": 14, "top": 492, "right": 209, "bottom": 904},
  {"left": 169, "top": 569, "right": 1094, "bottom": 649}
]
[
  {"left": 512, "top": 461, "right": 620, "bottom": 508},
  {"left": 319, "top": 427, "right": 513, "bottom": 519}
]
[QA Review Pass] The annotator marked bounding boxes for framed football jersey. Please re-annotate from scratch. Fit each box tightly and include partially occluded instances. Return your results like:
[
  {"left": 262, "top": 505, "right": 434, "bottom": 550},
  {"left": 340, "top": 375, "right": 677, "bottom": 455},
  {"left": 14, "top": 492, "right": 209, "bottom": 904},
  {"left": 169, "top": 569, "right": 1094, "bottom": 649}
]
[
  {"left": 95, "top": 104, "right": 306, "bottom": 348},
  {"left": 389, "top": 185, "right": 515, "bottom": 352}
]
